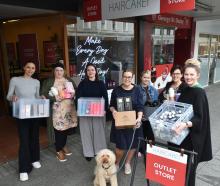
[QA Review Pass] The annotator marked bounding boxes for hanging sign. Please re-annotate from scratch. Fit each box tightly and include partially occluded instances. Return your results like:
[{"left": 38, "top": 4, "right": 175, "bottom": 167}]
[
  {"left": 102, "top": 0, "right": 160, "bottom": 20},
  {"left": 84, "top": 0, "right": 102, "bottom": 22},
  {"left": 84, "top": 0, "right": 195, "bottom": 22},
  {"left": 146, "top": 144, "right": 187, "bottom": 186},
  {"left": 161, "top": 0, "right": 195, "bottom": 13}
]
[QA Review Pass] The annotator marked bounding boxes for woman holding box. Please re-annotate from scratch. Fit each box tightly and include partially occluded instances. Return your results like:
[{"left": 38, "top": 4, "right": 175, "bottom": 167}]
[
  {"left": 172, "top": 59, "right": 212, "bottom": 186},
  {"left": 41, "top": 62, "right": 77, "bottom": 162},
  {"left": 7, "top": 61, "right": 41, "bottom": 181},
  {"left": 110, "top": 69, "right": 143, "bottom": 175},
  {"left": 76, "top": 63, "right": 109, "bottom": 161}
]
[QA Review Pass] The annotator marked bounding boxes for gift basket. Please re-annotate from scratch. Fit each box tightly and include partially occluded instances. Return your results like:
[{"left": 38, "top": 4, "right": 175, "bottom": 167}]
[
  {"left": 77, "top": 97, "right": 105, "bottom": 117},
  {"left": 149, "top": 101, "right": 194, "bottom": 145},
  {"left": 13, "top": 98, "right": 50, "bottom": 119}
]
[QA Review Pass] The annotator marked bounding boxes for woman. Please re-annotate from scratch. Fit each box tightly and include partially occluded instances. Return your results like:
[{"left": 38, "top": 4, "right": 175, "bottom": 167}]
[
  {"left": 173, "top": 59, "right": 212, "bottom": 186},
  {"left": 41, "top": 62, "right": 77, "bottom": 162},
  {"left": 138, "top": 70, "right": 159, "bottom": 142},
  {"left": 76, "top": 63, "right": 109, "bottom": 161},
  {"left": 159, "top": 65, "right": 187, "bottom": 102},
  {"left": 7, "top": 62, "right": 41, "bottom": 181},
  {"left": 110, "top": 70, "right": 143, "bottom": 175}
]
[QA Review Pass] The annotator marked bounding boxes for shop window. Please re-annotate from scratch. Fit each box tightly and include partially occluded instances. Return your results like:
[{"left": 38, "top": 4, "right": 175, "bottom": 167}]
[
  {"left": 67, "top": 19, "right": 135, "bottom": 89},
  {"left": 152, "top": 27, "right": 175, "bottom": 66}
]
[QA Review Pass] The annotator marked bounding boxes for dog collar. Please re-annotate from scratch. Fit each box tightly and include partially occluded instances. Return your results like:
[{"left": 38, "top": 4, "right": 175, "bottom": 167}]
[{"left": 102, "top": 164, "right": 111, "bottom": 170}]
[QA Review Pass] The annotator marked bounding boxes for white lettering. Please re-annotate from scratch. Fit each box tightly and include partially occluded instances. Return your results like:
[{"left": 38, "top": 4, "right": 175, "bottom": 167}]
[{"left": 168, "top": 0, "right": 186, "bottom": 5}]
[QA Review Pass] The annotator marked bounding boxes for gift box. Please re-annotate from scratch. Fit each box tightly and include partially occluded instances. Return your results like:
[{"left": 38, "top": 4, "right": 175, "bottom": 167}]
[
  {"left": 115, "top": 111, "right": 136, "bottom": 129},
  {"left": 13, "top": 98, "right": 50, "bottom": 119},
  {"left": 149, "top": 101, "right": 194, "bottom": 145},
  {"left": 77, "top": 97, "right": 105, "bottom": 117}
]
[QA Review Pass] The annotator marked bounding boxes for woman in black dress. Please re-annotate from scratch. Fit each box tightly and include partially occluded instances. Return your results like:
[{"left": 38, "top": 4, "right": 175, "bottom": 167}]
[
  {"left": 173, "top": 59, "right": 212, "bottom": 186},
  {"left": 109, "top": 70, "right": 143, "bottom": 175}
]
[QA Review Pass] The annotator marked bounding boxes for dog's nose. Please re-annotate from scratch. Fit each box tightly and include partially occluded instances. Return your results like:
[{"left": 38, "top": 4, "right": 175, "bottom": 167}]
[{"left": 102, "top": 158, "right": 108, "bottom": 164}]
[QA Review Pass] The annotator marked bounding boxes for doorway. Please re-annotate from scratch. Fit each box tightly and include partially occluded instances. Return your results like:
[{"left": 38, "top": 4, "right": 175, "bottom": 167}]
[{"left": 198, "top": 34, "right": 220, "bottom": 86}]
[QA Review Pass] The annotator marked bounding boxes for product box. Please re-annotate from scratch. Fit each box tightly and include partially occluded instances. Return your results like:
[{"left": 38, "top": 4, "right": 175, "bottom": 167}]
[
  {"left": 149, "top": 101, "right": 194, "bottom": 145},
  {"left": 115, "top": 111, "right": 136, "bottom": 129},
  {"left": 77, "top": 97, "right": 105, "bottom": 117},
  {"left": 13, "top": 98, "right": 50, "bottom": 119}
]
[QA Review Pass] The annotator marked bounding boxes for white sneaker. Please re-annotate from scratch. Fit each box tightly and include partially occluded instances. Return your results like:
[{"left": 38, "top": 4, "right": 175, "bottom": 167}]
[
  {"left": 20, "top": 173, "right": 28, "bottom": 181},
  {"left": 32, "top": 161, "right": 41, "bottom": 169},
  {"left": 125, "top": 163, "right": 132, "bottom": 175}
]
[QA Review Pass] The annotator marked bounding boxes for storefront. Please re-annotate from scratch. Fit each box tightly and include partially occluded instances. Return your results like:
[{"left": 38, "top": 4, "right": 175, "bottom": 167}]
[{"left": 138, "top": 14, "right": 194, "bottom": 89}]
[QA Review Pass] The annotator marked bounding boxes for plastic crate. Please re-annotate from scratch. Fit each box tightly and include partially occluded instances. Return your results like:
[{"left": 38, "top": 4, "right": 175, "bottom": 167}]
[
  {"left": 149, "top": 101, "right": 194, "bottom": 145},
  {"left": 77, "top": 97, "right": 105, "bottom": 117},
  {"left": 13, "top": 98, "right": 50, "bottom": 119}
]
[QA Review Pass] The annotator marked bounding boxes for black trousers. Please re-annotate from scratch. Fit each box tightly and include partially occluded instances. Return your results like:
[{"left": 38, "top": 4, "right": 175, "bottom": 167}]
[
  {"left": 17, "top": 118, "right": 40, "bottom": 173},
  {"left": 54, "top": 129, "right": 67, "bottom": 152}
]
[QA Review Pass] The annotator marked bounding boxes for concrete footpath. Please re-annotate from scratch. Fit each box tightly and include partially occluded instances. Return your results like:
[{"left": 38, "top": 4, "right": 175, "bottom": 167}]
[{"left": 0, "top": 83, "right": 220, "bottom": 186}]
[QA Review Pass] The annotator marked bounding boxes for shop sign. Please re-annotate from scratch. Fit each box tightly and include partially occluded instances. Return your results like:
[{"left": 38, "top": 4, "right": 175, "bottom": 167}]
[
  {"left": 146, "top": 144, "right": 187, "bottom": 186},
  {"left": 160, "top": 0, "right": 195, "bottom": 13},
  {"left": 84, "top": 0, "right": 102, "bottom": 22},
  {"left": 148, "top": 14, "right": 191, "bottom": 29},
  {"left": 18, "top": 33, "right": 40, "bottom": 72},
  {"left": 43, "top": 41, "right": 57, "bottom": 66},
  {"left": 75, "top": 36, "right": 110, "bottom": 79},
  {"left": 102, "top": 0, "right": 160, "bottom": 20}
]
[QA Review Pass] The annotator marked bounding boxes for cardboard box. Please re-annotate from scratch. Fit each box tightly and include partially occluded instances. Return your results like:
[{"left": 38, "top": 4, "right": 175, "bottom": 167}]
[{"left": 115, "top": 111, "right": 136, "bottom": 129}]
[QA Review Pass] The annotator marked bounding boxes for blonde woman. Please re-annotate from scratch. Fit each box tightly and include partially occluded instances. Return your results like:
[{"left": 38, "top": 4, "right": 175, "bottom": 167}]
[{"left": 172, "top": 59, "right": 212, "bottom": 186}]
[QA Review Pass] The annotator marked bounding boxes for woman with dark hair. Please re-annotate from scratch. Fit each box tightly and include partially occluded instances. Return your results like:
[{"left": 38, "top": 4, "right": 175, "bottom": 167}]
[
  {"left": 110, "top": 69, "right": 143, "bottom": 175},
  {"left": 76, "top": 63, "right": 109, "bottom": 161},
  {"left": 7, "top": 61, "right": 41, "bottom": 181},
  {"left": 41, "top": 62, "right": 77, "bottom": 162},
  {"left": 159, "top": 65, "right": 187, "bottom": 102}
]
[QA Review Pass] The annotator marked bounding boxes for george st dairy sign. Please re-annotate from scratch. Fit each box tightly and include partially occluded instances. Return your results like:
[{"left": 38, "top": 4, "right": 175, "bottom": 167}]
[{"left": 84, "top": 0, "right": 195, "bottom": 21}]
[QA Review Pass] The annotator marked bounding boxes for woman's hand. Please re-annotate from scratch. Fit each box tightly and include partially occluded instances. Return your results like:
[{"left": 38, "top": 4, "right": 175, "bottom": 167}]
[
  {"left": 41, "top": 95, "right": 46, "bottom": 99},
  {"left": 112, "top": 110, "right": 117, "bottom": 120},
  {"left": 55, "top": 95, "right": 63, "bottom": 102},
  {"left": 135, "top": 118, "right": 142, "bottom": 128},
  {"left": 11, "top": 95, "right": 18, "bottom": 102},
  {"left": 172, "top": 122, "right": 187, "bottom": 135}
]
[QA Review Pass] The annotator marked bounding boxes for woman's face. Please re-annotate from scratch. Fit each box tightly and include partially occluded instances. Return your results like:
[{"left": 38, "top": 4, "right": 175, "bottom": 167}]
[
  {"left": 122, "top": 72, "right": 133, "bottom": 87},
  {"left": 86, "top": 65, "right": 96, "bottom": 79},
  {"left": 23, "top": 62, "right": 36, "bottom": 77},
  {"left": 184, "top": 67, "right": 200, "bottom": 87},
  {"left": 54, "top": 67, "right": 64, "bottom": 79},
  {"left": 141, "top": 73, "right": 151, "bottom": 86},
  {"left": 171, "top": 69, "right": 182, "bottom": 83}
]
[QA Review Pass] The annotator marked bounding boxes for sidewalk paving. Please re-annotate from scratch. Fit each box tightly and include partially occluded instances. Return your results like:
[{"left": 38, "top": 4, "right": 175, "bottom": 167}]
[{"left": 0, "top": 83, "right": 220, "bottom": 186}]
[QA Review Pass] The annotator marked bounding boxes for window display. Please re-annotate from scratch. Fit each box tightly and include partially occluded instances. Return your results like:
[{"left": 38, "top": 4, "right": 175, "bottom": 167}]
[{"left": 67, "top": 20, "right": 135, "bottom": 89}]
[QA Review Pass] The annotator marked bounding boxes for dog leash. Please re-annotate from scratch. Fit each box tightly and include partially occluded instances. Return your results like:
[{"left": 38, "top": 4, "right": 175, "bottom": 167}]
[{"left": 110, "top": 123, "right": 141, "bottom": 176}]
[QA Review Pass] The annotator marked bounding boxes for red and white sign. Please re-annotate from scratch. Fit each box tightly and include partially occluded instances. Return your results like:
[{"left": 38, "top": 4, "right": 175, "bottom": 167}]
[
  {"left": 147, "top": 14, "right": 192, "bottom": 29},
  {"left": 83, "top": 0, "right": 101, "bottom": 22},
  {"left": 18, "top": 33, "right": 40, "bottom": 72},
  {"left": 84, "top": 0, "right": 195, "bottom": 22},
  {"left": 161, "top": 0, "right": 195, "bottom": 13},
  {"left": 146, "top": 144, "right": 187, "bottom": 186}
]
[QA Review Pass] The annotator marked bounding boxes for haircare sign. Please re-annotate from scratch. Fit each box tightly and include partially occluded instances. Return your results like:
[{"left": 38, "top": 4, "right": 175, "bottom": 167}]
[
  {"left": 146, "top": 144, "right": 187, "bottom": 186},
  {"left": 102, "top": 0, "right": 160, "bottom": 20}
]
